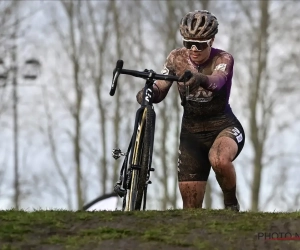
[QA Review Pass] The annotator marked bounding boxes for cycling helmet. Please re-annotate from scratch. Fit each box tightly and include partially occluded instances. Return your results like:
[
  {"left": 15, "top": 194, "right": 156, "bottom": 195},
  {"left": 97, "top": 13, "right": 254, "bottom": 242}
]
[{"left": 179, "top": 10, "right": 219, "bottom": 39}]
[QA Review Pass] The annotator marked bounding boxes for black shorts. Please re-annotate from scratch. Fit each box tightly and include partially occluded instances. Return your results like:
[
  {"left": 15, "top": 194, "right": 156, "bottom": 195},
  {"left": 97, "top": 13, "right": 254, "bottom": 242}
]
[{"left": 177, "top": 121, "right": 245, "bottom": 182}]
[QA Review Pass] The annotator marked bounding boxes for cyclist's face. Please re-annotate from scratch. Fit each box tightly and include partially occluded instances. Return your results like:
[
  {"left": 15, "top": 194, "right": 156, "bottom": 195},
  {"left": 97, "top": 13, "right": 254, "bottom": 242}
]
[{"left": 186, "top": 38, "right": 214, "bottom": 64}]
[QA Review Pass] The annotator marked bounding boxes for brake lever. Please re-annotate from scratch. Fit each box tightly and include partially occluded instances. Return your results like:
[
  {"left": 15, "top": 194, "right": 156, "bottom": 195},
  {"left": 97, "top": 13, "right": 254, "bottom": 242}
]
[
  {"left": 181, "top": 70, "right": 193, "bottom": 106},
  {"left": 179, "top": 70, "right": 192, "bottom": 106},
  {"left": 181, "top": 82, "right": 189, "bottom": 106}
]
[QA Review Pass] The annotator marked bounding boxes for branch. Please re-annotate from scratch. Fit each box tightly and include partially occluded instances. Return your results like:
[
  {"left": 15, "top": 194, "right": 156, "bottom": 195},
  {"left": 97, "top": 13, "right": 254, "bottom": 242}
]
[
  {"left": 41, "top": 86, "right": 73, "bottom": 209},
  {"left": 235, "top": 0, "right": 257, "bottom": 32}
]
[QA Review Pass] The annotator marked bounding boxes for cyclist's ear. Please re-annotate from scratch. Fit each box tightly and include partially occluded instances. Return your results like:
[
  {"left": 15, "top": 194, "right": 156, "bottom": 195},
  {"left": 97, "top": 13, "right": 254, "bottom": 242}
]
[{"left": 178, "top": 70, "right": 193, "bottom": 82}]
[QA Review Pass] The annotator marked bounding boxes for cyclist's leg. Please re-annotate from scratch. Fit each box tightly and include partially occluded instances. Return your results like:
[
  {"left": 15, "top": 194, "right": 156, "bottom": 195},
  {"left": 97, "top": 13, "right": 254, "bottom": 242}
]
[
  {"left": 177, "top": 131, "right": 211, "bottom": 209},
  {"left": 208, "top": 126, "right": 245, "bottom": 209},
  {"left": 178, "top": 181, "right": 207, "bottom": 208}
]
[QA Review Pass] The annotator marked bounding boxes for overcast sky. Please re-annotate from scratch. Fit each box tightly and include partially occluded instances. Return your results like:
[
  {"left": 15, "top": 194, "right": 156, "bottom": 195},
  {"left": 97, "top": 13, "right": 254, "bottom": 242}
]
[{"left": 0, "top": 0, "right": 299, "bottom": 212}]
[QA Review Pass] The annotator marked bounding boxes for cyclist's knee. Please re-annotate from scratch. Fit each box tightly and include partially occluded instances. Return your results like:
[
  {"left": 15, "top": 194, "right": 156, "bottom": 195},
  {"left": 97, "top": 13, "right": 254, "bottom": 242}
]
[
  {"left": 208, "top": 136, "right": 238, "bottom": 166},
  {"left": 208, "top": 138, "right": 237, "bottom": 173},
  {"left": 209, "top": 155, "right": 232, "bottom": 174},
  {"left": 209, "top": 151, "right": 231, "bottom": 167}
]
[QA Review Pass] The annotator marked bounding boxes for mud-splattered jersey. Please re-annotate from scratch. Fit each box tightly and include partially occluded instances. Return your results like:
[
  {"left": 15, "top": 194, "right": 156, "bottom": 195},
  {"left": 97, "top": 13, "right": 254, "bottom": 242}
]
[{"left": 153, "top": 47, "right": 238, "bottom": 132}]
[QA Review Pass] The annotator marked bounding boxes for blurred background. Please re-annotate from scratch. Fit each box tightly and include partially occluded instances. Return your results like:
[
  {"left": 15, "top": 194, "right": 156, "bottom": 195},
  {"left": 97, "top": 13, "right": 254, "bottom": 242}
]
[{"left": 0, "top": 0, "right": 299, "bottom": 212}]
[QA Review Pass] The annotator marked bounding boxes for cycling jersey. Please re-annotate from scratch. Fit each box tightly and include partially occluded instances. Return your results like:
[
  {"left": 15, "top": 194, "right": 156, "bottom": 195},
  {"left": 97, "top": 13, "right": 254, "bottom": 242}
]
[{"left": 151, "top": 47, "right": 237, "bottom": 132}]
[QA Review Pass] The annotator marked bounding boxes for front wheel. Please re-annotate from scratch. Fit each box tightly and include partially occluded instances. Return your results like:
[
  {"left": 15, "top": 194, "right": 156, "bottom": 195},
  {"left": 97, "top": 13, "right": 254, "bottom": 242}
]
[{"left": 125, "top": 105, "right": 154, "bottom": 211}]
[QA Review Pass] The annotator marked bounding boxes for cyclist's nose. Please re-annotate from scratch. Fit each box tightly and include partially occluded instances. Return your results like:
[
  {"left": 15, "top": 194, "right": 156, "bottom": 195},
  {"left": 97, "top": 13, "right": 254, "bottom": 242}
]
[{"left": 190, "top": 45, "right": 198, "bottom": 51}]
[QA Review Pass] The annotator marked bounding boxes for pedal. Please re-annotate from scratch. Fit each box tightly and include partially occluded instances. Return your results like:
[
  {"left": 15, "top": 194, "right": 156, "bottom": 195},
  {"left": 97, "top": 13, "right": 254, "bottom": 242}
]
[
  {"left": 150, "top": 167, "right": 155, "bottom": 172},
  {"left": 112, "top": 148, "right": 126, "bottom": 160}
]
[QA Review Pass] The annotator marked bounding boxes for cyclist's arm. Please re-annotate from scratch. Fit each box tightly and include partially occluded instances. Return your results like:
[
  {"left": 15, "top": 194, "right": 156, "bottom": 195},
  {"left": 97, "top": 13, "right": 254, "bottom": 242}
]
[
  {"left": 152, "top": 72, "right": 175, "bottom": 103},
  {"left": 136, "top": 52, "right": 176, "bottom": 104},
  {"left": 200, "top": 53, "right": 234, "bottom": 92},
  {"left": 136, "top": 77, "right": 173, "bottom": 104}
]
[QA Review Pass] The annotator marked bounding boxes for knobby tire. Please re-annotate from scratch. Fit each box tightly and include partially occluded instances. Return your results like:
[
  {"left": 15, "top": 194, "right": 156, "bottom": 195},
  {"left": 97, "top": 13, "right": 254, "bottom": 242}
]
[
  {"left": 134, "top": 105, "right": 153, "bottom": 210},
  {"left": 126, "top": 105, "right": 153, "bottom": 211}
]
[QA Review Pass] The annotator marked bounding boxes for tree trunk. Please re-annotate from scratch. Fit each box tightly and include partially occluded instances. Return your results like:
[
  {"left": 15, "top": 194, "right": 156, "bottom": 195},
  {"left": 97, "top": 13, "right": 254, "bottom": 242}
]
[
  {"left": 250, "top": 0, "right": 269, "bottom": 212},
  {"left": 86, "top": 1, "right": 112, "bottom": 194},
  {"left": 111, "top": 0, "right": 123, "bottom": 188},
  {"left": 61, "top": 1, "right": 84, "bottom": 209}
]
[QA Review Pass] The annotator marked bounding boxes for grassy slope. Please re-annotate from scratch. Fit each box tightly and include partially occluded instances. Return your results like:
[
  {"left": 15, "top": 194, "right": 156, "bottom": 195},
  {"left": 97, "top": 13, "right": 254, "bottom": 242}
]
[{"left": 0, "top": 209, "right": 300, "bottom": 250}]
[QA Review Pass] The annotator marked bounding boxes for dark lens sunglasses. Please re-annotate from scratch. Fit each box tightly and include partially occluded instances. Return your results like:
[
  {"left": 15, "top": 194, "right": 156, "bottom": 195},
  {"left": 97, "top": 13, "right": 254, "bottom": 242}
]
[{"left": 182, "top": 38, "right": 212, "bottom": 51}]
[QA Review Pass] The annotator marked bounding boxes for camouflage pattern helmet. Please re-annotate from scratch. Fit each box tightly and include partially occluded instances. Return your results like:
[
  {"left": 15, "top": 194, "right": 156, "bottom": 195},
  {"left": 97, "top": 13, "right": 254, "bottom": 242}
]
[{"left": 179, "top": 10, "right": 219, "bottom": 39}]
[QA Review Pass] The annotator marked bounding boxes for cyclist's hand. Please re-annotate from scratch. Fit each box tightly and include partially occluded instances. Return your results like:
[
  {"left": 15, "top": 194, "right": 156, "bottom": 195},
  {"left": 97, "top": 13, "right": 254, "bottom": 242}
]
[
  {"left": 178, "top": 70, "right": 193, "bottom": 82},
  {"left": 136, "top": 89, "right": 143, "bottom": 104},
  {"left": 178, "top": 71, "right": 208, "bottom": 93}
]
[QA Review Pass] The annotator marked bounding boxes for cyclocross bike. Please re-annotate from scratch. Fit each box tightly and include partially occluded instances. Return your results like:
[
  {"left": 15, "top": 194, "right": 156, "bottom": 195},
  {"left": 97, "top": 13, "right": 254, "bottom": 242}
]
[{"left": 110, "top": 60, "right": 185, "bottom": 211}]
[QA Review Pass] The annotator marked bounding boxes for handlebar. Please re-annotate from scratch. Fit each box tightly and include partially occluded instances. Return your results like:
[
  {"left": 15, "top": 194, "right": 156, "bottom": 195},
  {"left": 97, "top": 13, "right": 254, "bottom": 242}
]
[
  {"left": 120, "top": 69, "right": 179, "bottom": 82},
  {"left": 109, "top": 60, "right": 179, "bottom": 96}
]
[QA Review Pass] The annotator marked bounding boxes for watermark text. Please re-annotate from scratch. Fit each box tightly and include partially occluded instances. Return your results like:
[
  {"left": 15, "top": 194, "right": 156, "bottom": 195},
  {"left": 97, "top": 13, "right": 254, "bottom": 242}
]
[{"left": 257, "top": 232, "right": 300, "bottom": 241}]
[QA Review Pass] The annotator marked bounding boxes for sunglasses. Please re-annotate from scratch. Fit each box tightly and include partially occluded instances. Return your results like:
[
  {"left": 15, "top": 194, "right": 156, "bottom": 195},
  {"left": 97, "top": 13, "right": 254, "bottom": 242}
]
[{"left": 182, "top": 38, "right": 212, "bottom": 51}]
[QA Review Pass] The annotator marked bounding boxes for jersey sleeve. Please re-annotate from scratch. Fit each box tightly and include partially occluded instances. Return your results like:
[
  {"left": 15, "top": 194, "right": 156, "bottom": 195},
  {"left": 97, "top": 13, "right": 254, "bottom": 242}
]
[
  {"left": 152, "top": 51, "right": 177, "bottom": 103},
  {"left": 136, "top": 50, "right": 177, "bottom": 104},
  {"left": 200, "top": 52, "right": 234, "bottom": 92}
]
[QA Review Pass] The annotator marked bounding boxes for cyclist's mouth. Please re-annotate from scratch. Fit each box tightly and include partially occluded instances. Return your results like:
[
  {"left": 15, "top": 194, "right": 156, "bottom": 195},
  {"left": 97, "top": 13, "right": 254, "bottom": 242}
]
[{"left": 190, "top": 53, "right": 201, "bottom": 59}]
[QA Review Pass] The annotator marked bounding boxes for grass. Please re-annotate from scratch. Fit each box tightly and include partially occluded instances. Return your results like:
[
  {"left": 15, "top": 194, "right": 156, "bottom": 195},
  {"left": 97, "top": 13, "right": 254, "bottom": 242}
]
[{"left": 0, "top": 209, "right": 300, "bottom": 249}]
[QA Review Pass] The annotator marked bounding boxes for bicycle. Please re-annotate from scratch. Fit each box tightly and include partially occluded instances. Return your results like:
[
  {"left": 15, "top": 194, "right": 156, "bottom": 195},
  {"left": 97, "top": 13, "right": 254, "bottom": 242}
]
[{"left": 109, "top": 60, "right": 186, "bottom": 211}]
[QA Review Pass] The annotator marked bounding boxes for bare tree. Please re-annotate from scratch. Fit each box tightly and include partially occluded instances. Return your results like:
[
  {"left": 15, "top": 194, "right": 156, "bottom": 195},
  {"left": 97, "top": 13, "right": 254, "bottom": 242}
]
[
  {"left": 0, "top": 1, "right": 21, "bottom": 47},
  {"left": 229, "top": 0, "right": 300, "bottom": 211},
  {"left": 85, "top": 1, "right": 112, "bottom": 194},
  {"left": 248, "top": 0, "right": 270, "bottom": 212},
  {"left": 61, "top": 1, "right": 85, "bottom": 209},
  {"left": 229, "top": 0, "right": 271, "bottom": 212},
  {"left": 111, "top": 0, "right": 124, "bottom": 187},
  {"left": 0, "top": 0, "right": 21, "bottom": 209},
  {"left": 41, "top": 86, "right": 73, "bottom": 209},
  {"left": 45, "top": 1, "right": 86, "bottom": 209}
]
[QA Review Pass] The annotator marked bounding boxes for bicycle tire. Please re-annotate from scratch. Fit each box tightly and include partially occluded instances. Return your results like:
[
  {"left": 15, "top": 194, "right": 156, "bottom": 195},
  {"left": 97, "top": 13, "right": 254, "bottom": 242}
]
[
  {"left": 135, "top": 105, "right": 153, "bottom": 210},
  {"left": 125, "top": 105, "right": 153, "bottom": 211},
  {"left": 82, "top": 192, "right": 118, "bottom": 211},
  {"left": 125, "top": 108, "right": 147, "bottom": 211}
]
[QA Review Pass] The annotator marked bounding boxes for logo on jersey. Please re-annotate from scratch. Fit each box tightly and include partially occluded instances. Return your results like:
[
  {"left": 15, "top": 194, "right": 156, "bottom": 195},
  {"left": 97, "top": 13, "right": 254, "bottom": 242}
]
[
  {"left": 186, "top": 87, "right": 213, "bottom": 102},
  {"left": 228, "top": 127, "right": 243, "bottom": 143},
  {"left": 189, "top": 174, "right": 196, "bottom": 179},
  {"left": 208, "top": 83, "right": 217, "bottom": 90},
  {"left": 161, "top": 66, "right": 169, "bottom": 75},
  {"left": 214, "top": 63, "right": 227, "bottom": 72}
]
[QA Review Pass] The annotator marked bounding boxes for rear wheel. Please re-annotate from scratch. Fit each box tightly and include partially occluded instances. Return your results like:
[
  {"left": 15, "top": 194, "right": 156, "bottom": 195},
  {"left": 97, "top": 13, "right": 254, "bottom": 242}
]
[{"left": 125, "top": 105, "right": 153, "bottom": 211}]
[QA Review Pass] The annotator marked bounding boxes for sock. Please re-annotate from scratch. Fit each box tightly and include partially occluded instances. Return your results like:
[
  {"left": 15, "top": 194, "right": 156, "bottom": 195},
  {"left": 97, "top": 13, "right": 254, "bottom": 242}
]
[{"left": 223, "top": 185, "right": 238, "bottom": 206}]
